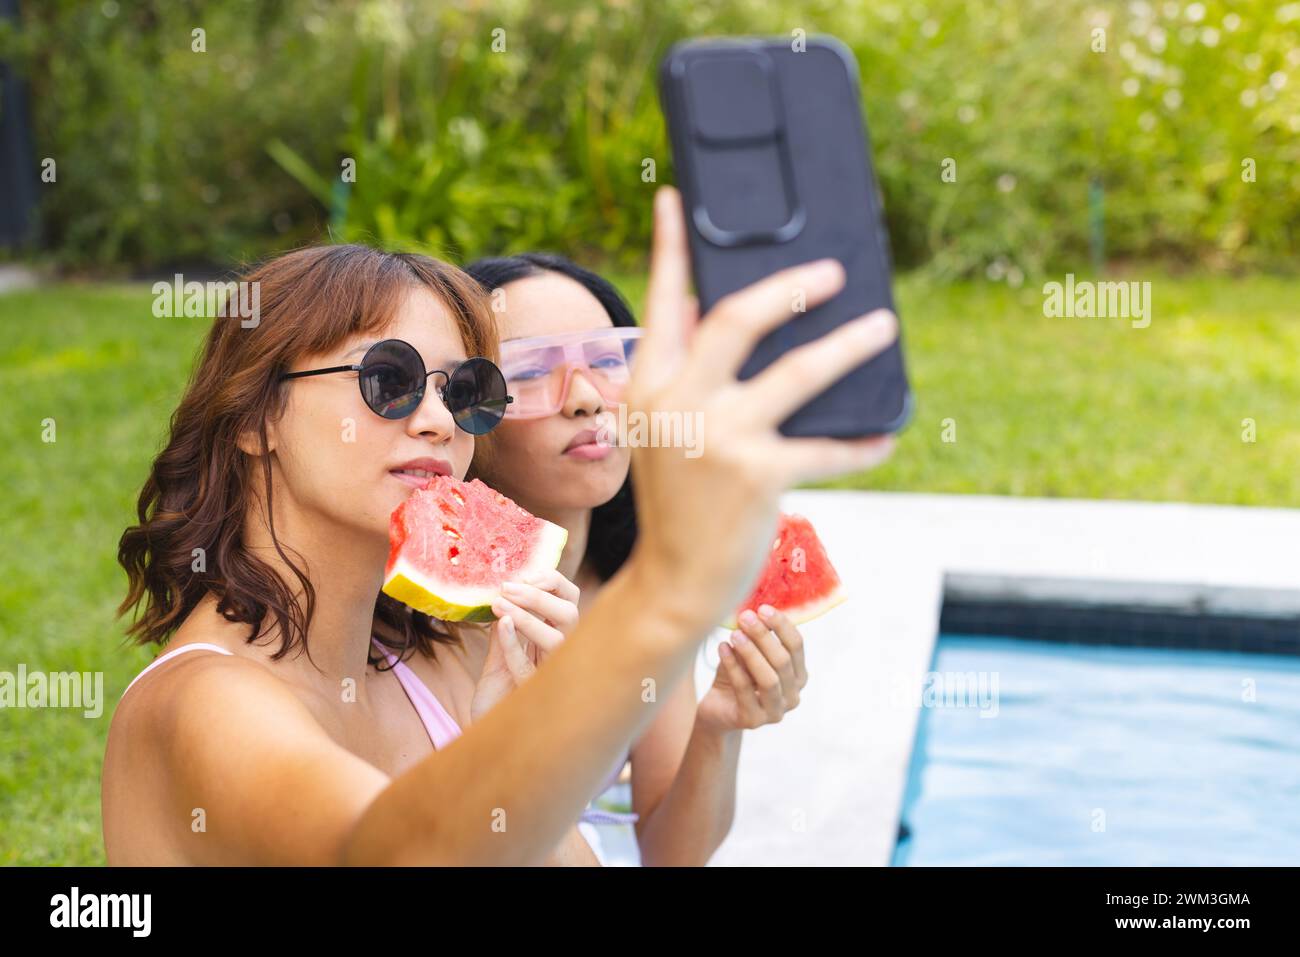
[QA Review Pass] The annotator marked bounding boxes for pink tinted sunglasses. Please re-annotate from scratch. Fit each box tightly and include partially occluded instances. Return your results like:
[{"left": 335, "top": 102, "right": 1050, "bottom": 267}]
[{"left": 498, "top": 327, "right": 643, "bottom": 419}]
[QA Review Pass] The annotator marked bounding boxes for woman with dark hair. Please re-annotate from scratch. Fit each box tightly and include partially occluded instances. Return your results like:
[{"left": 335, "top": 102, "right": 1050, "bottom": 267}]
[
  {"left": 100, "top": 188, "right": 898, "bottom": 865},
  {"left": 465, "top": 251, "right": 821, "bottom": 865},
  {"left": 466, "top": 254, "right": 640, "bottom": 580}
]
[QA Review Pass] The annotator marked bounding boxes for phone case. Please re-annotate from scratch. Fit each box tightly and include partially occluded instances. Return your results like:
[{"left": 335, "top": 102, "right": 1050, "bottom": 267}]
[{"left": 659, "top": 35, "right": 912, "bottom": 437}]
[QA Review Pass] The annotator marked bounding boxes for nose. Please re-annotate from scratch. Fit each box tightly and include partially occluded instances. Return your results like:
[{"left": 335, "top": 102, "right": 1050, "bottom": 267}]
[
  {"left": 561, "top": 364, "right": 607, "bottom": 418},
  {"left": 404, "top": 380, "right": 460, "bottom": 444}
]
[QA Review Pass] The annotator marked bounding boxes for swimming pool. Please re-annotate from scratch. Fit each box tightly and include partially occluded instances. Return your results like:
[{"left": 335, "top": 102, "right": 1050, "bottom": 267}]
[{"left": 893, "top": 634, "right": 1300, "bottom": 866}]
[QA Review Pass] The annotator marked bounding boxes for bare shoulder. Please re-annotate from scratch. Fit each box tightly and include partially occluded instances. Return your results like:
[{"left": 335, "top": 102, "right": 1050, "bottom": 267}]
[
  {"left": 109, "top": 640, "right": 284, "bottom": 751},
  {"left": 105, "top": 645, "right": 387, "bottom": 865},
  {"left": 137, "top": 648, "right": 304, "bottom": 737},
  {"left": 110, "top": 595, "right": 319, "bottom": 753}
]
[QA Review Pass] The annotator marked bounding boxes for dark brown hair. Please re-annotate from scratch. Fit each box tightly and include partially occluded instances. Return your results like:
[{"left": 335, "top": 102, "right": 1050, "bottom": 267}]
[{"left": 117, "top": 244, "right": 498, "bottom": 668}]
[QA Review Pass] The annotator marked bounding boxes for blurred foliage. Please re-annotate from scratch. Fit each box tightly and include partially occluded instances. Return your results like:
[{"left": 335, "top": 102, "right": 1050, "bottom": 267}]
[{"left": 1, "top": 0, "right": 1297, "bottom": 276}]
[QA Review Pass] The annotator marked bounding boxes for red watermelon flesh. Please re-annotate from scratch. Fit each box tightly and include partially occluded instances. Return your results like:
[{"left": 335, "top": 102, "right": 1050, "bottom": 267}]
[
  {"left": 722, "top": 512, "right": 846, "bottom": 629},
  {"left": 383, "top": 476, "right": 568, "bottom": 622}
]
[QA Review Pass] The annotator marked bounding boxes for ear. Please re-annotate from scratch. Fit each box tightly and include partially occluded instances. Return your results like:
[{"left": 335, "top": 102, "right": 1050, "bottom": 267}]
[{"left": 236, "top": 421, "right": 275, "bottom": 458}]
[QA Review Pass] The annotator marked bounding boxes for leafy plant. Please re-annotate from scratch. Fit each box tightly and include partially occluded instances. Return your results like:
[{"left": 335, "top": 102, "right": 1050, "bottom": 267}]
[{"left": 4, "top": 0, "right": 1297, "bottom": 276}]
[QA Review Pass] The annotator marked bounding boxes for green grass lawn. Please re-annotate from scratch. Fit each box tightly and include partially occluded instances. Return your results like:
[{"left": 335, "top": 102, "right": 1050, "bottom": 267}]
[
  {"left": 1, "top": 271, "right": 1298, "bottom": 865},
  {"left": 611, "top": 270, "right": 1300, "bottom": 503}
]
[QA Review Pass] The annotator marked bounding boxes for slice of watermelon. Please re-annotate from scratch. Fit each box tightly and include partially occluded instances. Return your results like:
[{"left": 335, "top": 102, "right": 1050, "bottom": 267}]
[
  {"left": 383, "top": 476, "right": 568, "bottom": 622},
  {"left": 721, "top": 512, "right": 847, "bottom": 630}
]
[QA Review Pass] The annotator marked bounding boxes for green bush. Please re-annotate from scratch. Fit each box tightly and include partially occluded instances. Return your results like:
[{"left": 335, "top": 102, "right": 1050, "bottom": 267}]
[{"left": 2, "top": 0, "right": 1297, "bottom": 275}]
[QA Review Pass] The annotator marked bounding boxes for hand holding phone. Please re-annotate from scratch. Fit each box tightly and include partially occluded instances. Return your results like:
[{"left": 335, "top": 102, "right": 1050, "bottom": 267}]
[{"left": 626, "top": 186, "right": 897, "bottom": 623}]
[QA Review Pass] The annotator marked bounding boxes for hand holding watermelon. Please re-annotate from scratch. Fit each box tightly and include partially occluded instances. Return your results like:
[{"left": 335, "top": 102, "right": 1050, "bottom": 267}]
[
  {"left": 698, "top": 604, "right": 808, "bottom": 734},
  {"left": 378, "top": 473, "right": 582, "bottom": 719},
  {"left": 696, "top": 513, "right": 838, "bottom": 734},
  {"left": 467, "top": 566, "right": 579, "bottom": 717},
  {"left": 487, "top": 567, "right": 581, "bottom": 667},
  {"left": 468, "top": 568, "right": 582, "bottom": 721},
  {"left": 470, "top": 615, "right": 538, "bottom": 723}
]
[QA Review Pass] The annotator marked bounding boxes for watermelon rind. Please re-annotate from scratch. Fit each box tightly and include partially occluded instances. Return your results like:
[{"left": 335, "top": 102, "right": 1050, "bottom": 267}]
[
  {"left": 382, "top": 520, "right": 568, "bottom": 622},
  {"left": 720, "top": 582, "right": 847, "bottom": 631}
]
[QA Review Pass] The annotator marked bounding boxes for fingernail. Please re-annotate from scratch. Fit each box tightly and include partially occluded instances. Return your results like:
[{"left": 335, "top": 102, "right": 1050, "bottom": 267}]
[
  {"left": 732, "top": 629, "right": 749, "bottom": 646},
  {"left": 859, "top": 309, "right": 896, "bottom": 334},
  {"left": 758, "top": 604, "right": 776, "bottom": 619},
  {"left": 739, "top": 609, "right": 759, "bottom": 628},
  {"left": 501, "top": 582, "right": 523, "bottom": 597},
  {"left": 808, "top": 258, "right": 844, "bottom": 287}
]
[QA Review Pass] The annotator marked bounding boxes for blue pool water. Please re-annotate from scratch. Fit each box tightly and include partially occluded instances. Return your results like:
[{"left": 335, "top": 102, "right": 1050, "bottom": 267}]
[{"left": 893, "top": 635, "right": 1300, "bottom": 866}]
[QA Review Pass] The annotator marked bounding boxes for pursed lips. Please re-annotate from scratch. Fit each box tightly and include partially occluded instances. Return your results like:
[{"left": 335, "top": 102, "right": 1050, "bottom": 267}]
[
  {"left": 564, "top": 428, "right": 602, "bottom": 452},
  {"left": 563, "top": 428, "right": 614, "bottom": 460}
]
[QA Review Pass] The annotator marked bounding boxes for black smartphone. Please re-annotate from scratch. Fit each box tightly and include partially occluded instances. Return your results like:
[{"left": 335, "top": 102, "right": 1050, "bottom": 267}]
[{"left": 659, "top": 35, "right": 912, "bottom": 437}]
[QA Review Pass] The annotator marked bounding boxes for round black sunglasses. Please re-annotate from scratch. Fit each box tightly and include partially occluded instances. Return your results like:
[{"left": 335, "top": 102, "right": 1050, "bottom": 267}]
[{"left": 279, "top": 339, "right": 513, "bottom": 435}]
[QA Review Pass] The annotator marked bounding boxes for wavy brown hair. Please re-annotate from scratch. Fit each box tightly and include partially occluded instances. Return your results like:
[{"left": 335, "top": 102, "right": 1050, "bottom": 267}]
[{"left": 117, "top": 244, "right": 499, "bottom": 669}]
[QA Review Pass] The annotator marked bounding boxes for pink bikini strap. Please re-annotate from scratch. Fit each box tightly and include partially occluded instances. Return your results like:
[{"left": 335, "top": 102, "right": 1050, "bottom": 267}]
[{"left": 369, "top": 638, "right": 463, "bottom": 750}]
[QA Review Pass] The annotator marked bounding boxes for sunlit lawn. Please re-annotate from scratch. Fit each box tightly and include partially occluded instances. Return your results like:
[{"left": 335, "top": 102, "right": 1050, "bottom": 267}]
[{"left": 612, "top": 271, "right": 1300, "bottom": 503}]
